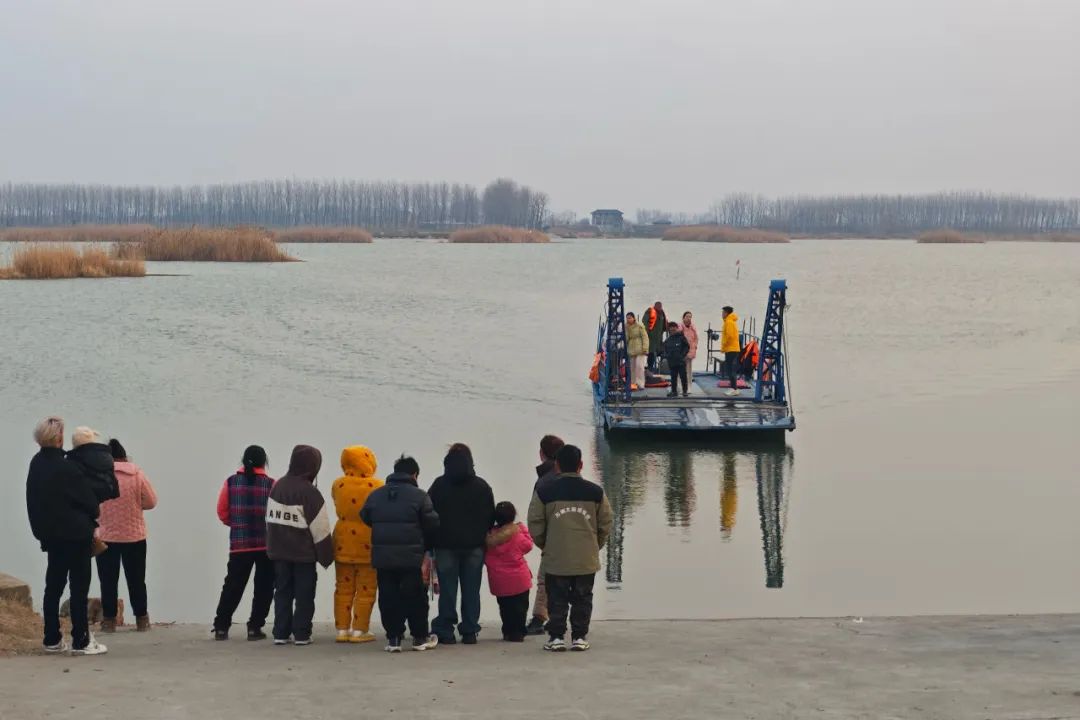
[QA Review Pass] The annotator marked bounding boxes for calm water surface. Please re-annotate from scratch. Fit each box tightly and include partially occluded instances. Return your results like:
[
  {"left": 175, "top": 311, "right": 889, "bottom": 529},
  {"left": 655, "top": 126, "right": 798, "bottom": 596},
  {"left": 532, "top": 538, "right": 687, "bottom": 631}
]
[{"left": 1, "top": 239, "right": 1078, "bottom": 623}]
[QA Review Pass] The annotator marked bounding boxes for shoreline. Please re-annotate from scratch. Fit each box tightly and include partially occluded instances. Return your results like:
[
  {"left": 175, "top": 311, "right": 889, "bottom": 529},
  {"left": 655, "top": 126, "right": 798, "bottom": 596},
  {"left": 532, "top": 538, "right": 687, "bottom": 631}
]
[{"left": 3, "top": 615, "right": 1076, "bottom": 718}]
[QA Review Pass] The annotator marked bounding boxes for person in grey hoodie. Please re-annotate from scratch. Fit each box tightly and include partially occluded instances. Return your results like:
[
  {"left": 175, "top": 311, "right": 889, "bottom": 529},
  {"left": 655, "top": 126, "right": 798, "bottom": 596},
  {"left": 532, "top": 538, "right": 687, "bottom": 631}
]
[{"left": 265, "top": 445, "right": 332, "bottom": 645}]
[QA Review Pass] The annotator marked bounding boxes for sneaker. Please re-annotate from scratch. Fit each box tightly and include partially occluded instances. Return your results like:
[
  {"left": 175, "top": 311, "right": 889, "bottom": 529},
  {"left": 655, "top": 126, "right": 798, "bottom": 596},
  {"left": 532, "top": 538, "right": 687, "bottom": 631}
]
[
  {"left": 682, "top": 392, "right": 689, "bottom": 398},
  {"left": 571, "top": 637, "right": 590, "bottom": 652},
  {"left": 336, "top": 629, "right": 350, "bottom": 643},
  {"left": 213, "top": 629, "right": 229, "bottom": 641},
  {"left": 247, "top": 628, "right": 266, "bottom": 641},
  {"left": 504, "top": 634, "right": 525, "bottom": 643},
  {"left": 666, "top": 391, "right": 677, "bottom": 398},
  {"left": 273, "top": 638, "right": 291, "bottom": 646},
  {"left": 525, "top": 617, "right": 546, "bottom": 636},
  {"left": 462, "top": 633, "right": 477, "bottom": 645},
  {"left": 412, "top": 634, "right": 439, "bottom": 651},
  {"left": 725, "top": 389, "right": 739, "bottom": 397},
  {"left": 43, "top": 641, "right": 67, "bottom": 654},
  {"left": 438, "top": 634, "right": 457, "bottom": 645},
  {"left": 293, "top": 638, "right": 312, "bottom": 646},
  {"left": 71, "top": 636, "right": 108, "bottom": 656},
  {"left": 136, "top": 615, "right": 151, "bottom": 632},
  {"left": 385, "top": 637, "right": 403, "bottom": 653},
  {"left": 349, "top": 631, "right": 376, "bottom": 644},
  {"left": 543, "top": 637, "right": 567, "bottom": 652}
]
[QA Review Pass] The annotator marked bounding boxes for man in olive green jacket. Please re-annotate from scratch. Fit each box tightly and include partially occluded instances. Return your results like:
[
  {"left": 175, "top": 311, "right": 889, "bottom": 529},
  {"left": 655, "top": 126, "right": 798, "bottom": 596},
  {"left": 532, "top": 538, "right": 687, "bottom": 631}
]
[{"left": 527, "top": 444, "right": 613, "bottom": 652}]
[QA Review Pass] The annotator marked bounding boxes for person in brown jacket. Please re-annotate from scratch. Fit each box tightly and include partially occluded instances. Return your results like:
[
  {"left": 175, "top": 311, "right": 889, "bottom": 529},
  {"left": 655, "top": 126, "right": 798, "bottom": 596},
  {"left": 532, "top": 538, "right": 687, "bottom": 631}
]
[
  {"left": 527, "top": 444, "right": 613, "bottom": 653},
  {"left": 265, "top": 445, "right": 333, "bottom": 646}
]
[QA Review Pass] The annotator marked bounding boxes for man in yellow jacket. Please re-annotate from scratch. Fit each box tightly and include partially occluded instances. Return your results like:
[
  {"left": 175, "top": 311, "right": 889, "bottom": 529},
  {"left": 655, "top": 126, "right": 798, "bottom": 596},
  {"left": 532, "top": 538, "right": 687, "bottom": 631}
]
[
  {"left": 331, "top": 446, "right": 384, "bottom": 643},
  {"left": 721, "top": 306, "right": 742, "bottom": 396}
]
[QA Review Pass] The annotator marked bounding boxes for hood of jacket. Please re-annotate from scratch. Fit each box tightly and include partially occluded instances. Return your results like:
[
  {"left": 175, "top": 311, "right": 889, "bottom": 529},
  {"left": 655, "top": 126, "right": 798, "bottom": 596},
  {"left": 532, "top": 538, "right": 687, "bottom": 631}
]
[
  {"left": 283, "top": 444, "right": 322, "bottom": 483},
  {"left": 725, "top": 313, "right": 739, "bottom": 326},
  {"left": 486, "top": 522, "right": 517, "bottom": 548},
  {"left": 340, "top": 445, "right": 376, "bottom": 478},
  {"left": 386, "top": 471, "right": 417, "bottom": 488},
  {"left": 443, "top": 452, "right": 475, "bottom": 483},
  {"left": 535, "top": 460, "right": 555, "bottom": 480},
  {"left": 67, "top": 443, "right": 113, "bottom": 473},
  {"left": 113, "top": 460, "right": 138, "bottom": 479}
]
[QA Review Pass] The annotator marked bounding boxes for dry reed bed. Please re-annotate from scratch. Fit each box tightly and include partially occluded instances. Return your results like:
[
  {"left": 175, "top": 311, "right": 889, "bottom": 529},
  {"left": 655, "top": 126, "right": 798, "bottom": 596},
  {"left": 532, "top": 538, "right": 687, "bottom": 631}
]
[
  {"left": 273, "top": 227, "right": 373, "bottom": 243},
  {"left": 129, "top": 227, "right": 295, "bottom": 262},
  {"left": 0, "top": 244, "right": 145, "bottom": 280},
  {"left": 448, "top": 226, "right": 549, "bottom": 243},
  {"left": 916, "top": 229, "right": 986, "bottom": 244},
  {"left": 0, "top": 225, "right": 155, "bottom": 243},
  {"left": 663, "top": 226, "right": 791, "bottom": 243},
  {"left": 917, "top": 229, "right": 1080, "bottom": 243}
]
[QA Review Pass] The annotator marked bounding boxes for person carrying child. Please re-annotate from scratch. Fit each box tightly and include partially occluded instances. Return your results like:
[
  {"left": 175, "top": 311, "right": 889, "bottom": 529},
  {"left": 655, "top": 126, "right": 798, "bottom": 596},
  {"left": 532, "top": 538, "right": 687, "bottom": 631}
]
[
  {"left": 484, "top": 501, "right": 534, "bottom": 642},
  {"left": 331, "top": 446, "right": 384, "bottom": 644},
  {"left": 360, "top": 455, "right": 441, "bottom": 652}
]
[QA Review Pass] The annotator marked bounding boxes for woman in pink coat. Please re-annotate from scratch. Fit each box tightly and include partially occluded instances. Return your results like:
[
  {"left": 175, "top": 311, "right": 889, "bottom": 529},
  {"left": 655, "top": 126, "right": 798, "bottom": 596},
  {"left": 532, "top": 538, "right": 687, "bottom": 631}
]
[
  {"left": 681, "top": 311, "right": 700, "bottom": 389},
  {"left": 484, "top": 501, "right": 534, "bottom": 642},
  {"left": 96, "top": 439, "right": 158, "bottom": 632}
]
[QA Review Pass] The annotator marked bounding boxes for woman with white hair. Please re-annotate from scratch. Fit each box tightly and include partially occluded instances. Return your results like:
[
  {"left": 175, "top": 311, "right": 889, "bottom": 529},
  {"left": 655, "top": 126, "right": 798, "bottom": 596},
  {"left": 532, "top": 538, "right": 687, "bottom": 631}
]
[
  {"left": 25, "top": 416, "right": 108, "bottom": 655},
  {"left": 68, "top": 426, "right": 119, "bottom": 504}
]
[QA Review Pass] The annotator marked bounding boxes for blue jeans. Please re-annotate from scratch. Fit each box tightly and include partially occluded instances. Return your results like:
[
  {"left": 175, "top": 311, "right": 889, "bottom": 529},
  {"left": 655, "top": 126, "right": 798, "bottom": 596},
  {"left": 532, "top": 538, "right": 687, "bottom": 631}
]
[{"left": 431, "top": 547, "right": 484, "bottom": 638}]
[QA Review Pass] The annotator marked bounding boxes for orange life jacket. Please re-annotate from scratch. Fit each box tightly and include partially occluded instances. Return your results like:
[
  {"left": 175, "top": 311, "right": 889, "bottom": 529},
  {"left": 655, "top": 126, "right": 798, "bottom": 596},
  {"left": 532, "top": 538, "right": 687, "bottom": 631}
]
[
  {"left": 588, "top": 352, "right": 603, "bottom": 384},
  {"left": 646, "top": 308, "right": 658, "bottom": 331}
]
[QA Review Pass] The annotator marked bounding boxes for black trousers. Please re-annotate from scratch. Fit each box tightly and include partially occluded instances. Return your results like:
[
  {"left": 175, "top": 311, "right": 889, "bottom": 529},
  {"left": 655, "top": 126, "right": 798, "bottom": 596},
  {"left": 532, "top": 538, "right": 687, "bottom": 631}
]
[
  {"left": 377, "top": 567, "right": 429, "bottom": 641},
  {"left": 545, "top": 573, "right": 595, "bottom": 640},
  {"left": 95, "top": 540, "right": 148, "bottom": 619},
  {"left": 272, "top": 561, "right": 317, "bottom": 642},
  {"left": 497, "top": 591, "right": 530, "bottom": 639},
  {"left": 669, "top": 363, "right": 688, "bottom": 394},
  {"left": 43, "top": 539, "right": 92, "bottom": 649},
  {"left": 724, "top": 351, "right": 741, "bottom": 388},
  {"left": 213, "top": 550, "right": 275, "bottom": 632}
]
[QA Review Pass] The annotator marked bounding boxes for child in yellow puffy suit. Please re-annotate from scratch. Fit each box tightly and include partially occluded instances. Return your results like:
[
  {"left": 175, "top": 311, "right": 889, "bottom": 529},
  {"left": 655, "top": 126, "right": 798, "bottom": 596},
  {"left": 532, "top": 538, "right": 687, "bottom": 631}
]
[{"left": 332, "top": 446, "right": 384, "bottom": 643}]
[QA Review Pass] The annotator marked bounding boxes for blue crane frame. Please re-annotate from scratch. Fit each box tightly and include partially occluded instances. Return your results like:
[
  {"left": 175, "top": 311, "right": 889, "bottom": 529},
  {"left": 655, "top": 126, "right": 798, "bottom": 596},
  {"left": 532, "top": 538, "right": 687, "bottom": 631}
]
[
  {"left": 753, "top": 279, "right": 788, "bottom": 404},
  {"left": 605, "top": 277, "right": 630, "bottom": 403}
]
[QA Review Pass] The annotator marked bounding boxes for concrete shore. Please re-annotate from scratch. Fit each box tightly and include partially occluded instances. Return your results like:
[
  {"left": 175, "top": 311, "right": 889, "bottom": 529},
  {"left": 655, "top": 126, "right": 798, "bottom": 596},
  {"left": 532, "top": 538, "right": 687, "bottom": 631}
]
[{"left": 2, "top": 615, "right": 1079, "bottom": 719}]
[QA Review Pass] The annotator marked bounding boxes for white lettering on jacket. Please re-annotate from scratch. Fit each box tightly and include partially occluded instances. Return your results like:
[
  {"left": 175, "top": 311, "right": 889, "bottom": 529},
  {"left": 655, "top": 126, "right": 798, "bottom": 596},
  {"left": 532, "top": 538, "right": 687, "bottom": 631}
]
[
  {"left": 552, "top": 506, "right": 592, "bottom": 521},
  {"left": 266, "top": 499, "right": 308, "bottom": 529}
]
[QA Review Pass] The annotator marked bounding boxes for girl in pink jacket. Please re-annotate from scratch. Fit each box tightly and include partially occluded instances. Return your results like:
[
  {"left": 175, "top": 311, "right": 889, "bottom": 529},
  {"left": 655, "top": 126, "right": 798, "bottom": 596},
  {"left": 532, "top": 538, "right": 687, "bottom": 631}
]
[
  {"left": 96, "top": 439, "right": 158, "bottom": 632},
  {"left": 682, "top": 311, "right": 700, "bottom": 387},
  {"left": 484, "top": 501, "right": 534, "bottom": 642}
]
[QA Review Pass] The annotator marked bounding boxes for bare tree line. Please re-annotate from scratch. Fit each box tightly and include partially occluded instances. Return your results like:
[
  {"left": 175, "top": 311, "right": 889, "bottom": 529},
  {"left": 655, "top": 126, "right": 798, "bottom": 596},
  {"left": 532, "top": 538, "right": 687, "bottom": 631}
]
[
  {"left": 480, "top": 178, "right": 549, "bottom": 229},
  {"left": 0, "top": 179, "right": 547, "bottom": 230},
  {"left": 708, "top": 192, "right": 1080, "bottom": 235}
]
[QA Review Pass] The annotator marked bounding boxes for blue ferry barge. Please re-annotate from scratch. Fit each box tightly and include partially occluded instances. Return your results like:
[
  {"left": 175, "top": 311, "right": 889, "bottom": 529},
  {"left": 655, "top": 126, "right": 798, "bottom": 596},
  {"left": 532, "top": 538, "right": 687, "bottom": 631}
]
[{"left": 592, "top": 278, "right": 795, "bottom": 434}]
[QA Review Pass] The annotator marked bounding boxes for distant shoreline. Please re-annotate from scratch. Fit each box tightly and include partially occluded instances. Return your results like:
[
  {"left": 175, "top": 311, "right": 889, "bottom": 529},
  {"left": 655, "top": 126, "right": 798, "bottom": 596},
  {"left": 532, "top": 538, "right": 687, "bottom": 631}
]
[{"left": 1, "top": 225, "right": 1077, "bottom": 244}]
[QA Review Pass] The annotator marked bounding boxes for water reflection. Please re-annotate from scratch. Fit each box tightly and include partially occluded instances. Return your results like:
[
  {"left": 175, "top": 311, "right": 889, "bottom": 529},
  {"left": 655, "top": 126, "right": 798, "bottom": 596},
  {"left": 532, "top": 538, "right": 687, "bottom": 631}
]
[
  {"left": 594, "top": 432, "right": 794, "bottom": 590},
  {"left": 756, "top": 448, "right": 794, "bottom": 588}
]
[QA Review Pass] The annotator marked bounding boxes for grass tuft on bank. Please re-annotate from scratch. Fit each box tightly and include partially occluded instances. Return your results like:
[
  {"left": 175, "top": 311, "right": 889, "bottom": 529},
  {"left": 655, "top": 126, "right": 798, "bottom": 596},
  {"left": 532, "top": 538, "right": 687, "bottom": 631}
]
[
  {"left": 663, "top": 226, "right": 790, "bottom": 243},
  {"left": 448, "top": 226, "right": 549, "bottom": 243},
  {"left": 0, "top": 244, "right": 146, "bottom": 280}
]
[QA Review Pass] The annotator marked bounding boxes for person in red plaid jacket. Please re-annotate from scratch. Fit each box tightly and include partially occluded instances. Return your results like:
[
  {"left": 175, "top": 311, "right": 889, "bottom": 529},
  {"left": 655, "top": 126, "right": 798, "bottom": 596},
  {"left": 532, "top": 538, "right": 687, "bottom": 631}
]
[{"left": 211, "top": 445, "right": 276, "bottom": 641}]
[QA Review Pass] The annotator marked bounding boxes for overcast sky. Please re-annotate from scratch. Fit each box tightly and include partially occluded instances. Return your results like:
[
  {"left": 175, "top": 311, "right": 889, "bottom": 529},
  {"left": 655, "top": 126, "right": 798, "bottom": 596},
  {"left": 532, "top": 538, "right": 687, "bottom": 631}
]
[{"left": 2, "top": 0, "right": 1078, "bottom": 213}]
